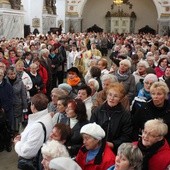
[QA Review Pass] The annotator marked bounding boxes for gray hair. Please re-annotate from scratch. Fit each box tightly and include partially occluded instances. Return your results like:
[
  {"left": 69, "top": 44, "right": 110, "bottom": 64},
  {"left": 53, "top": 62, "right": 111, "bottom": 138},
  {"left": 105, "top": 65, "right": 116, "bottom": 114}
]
[
  {"left": 88, "top": 78, "right": 99, "bottom": 91},
  {"left": 144, "top": 119, "right": 168, "bottom": 137},
  {"left": 137, "top": 60, "right": 149, "bottom": 68},
  {"left": 40, "top": 48, "right": 49, "bottom": 56},
  {"left": 51, "top": 88, "right": 67, "bottom": 98},
  {"left": 41, "top": 140, "right": 69, "bottom": 158},
  {"left": 117, "top": 143, "right": 143, "bottom": 170},
  {"left": 101, "top": 74, "right": 118, "bottom": 83},
  {"left": 119, "top": 59, "right": 132, "bottom": 68}
]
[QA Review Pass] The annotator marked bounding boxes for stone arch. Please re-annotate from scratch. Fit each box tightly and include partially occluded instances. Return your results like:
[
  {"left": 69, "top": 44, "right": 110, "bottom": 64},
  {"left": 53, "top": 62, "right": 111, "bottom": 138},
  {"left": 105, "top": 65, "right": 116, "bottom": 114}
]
[{"left": 78, "top": 0, "right": 162, "bottom": 18}]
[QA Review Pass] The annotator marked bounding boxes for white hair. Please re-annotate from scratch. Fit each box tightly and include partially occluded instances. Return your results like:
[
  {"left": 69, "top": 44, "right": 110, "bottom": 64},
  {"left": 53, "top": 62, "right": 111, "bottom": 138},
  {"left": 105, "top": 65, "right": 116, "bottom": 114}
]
[
  {"left": 41, "top": 140, "right": 69, "bottom": 158},
  {"left": 88, "top": 78, "right": 99, "bottom": 91},
  {"left": 137, "top": 60, "right": 149, "bottom": 68},
  {"left": 101, "top": 74, "right": 118, "bottom": 83},
  {"left": 40, "top": 48, "right": 49, "bottom": 57},
  {"left": 119, "top": 59, "right": 132, "bottom": 68}
]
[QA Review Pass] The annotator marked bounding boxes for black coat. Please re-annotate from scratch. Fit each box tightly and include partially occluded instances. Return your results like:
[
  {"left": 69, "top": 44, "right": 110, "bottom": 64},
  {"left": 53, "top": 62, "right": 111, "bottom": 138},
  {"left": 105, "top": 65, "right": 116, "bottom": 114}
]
[
  {"left": 132, "top": 99, "right": 170, "bottom": 144},
  {"left": 90, "top": 102, "right": 132, "bottom": 152},
  {"left": 67, "top": 120, "right": 88, "bottom": 158}
]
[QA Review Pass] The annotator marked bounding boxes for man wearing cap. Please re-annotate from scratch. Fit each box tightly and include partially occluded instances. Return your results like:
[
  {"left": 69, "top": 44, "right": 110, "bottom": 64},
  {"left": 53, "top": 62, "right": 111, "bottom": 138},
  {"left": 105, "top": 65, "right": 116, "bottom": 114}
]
[{"left": 76, "top": 123, "right": 115, "bottom": 170}]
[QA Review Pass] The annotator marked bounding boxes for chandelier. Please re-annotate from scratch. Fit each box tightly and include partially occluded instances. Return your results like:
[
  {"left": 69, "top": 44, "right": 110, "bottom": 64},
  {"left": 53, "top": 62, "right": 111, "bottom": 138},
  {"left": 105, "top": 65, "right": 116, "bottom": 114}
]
[{"left": 113, "top": 0, "right": 123, "bottom": 6}]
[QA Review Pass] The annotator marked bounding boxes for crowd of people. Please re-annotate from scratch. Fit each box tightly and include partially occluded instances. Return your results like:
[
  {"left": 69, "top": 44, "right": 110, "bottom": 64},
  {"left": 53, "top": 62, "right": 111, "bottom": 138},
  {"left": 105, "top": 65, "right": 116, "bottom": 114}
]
[{"left": 0, "top": 31, "right": 170, "bottom": 170}]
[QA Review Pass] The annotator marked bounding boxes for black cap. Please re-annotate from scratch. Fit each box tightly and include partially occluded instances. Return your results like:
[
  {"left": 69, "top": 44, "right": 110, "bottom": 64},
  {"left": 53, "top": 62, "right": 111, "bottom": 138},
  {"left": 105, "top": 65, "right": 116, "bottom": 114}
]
[{"left": 67, "top": 67, "right": 80, "bottom": 75}]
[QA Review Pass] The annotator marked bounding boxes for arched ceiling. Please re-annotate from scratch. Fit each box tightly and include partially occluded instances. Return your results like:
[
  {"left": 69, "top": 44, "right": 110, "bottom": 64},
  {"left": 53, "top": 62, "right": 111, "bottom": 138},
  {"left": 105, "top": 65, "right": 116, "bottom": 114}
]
[{"left": 66, "top": 0, "right": 170, "bottom": 18}]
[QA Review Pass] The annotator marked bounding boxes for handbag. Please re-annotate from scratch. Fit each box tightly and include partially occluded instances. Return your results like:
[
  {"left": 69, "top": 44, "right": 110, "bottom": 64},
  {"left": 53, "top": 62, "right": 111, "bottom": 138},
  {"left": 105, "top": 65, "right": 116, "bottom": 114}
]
[{"left": 18, "top": 122, "right": 46, "bottom": 170}]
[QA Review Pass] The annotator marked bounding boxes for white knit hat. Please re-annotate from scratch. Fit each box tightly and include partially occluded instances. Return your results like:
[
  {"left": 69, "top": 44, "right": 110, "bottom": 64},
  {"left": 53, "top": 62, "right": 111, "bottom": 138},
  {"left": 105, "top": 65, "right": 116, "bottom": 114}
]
[
  {"left": 80, "top": 123, "right": 105, "bottom": 140},
  {"left": 49, "top": 157, "right": 82, "bottom": 170}
]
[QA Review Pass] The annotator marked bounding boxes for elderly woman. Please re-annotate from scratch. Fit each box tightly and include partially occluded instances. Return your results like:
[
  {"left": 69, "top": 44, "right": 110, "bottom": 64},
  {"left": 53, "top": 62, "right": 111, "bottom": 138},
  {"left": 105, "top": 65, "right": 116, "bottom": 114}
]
[
  {"left": 132, "top": 81, "right": 170, "bottom": 143},
  {"left": 108, "top": 143, "right": 143, "bottom": 170},
  {"left": 91, "top": 82, "right": 132, "bottom": 152},
  {"left": 133, "top": 60, "right": 149, "bottom": 85},
  {"left": 47, "top": 88, "right": 67, "bottom": 114},
  {"left": 76, "top": 123, "right": 115, "bottom": 170},
  {"left": 136, "top": 119, "right": 170, "bottom": 170},
  {"left": 52, "top": 97, "right": 69, "bottom": 126},
  {"left": 14, "top": 93, "right": 53, "bottom": 169},
  {"left": 66, "top": 98, "right": 88, "bottom": 157},
  {"left": 41, "top": 140, "right": 69, "bottom": 170},
  {"left": 115, "top": 59, "right": 136, "bottom": 103},
  {"left": 131, "top": 74, "right": 158, "bottom": 113},
  {"left": 88, "top": 78, "right": 99, "bottom": 102},
  {"left": 28, "top": 63, "right": 44, "bottom": 97},
  {"left": 6, "top": 66, "right": 27, "bottom": 134}
]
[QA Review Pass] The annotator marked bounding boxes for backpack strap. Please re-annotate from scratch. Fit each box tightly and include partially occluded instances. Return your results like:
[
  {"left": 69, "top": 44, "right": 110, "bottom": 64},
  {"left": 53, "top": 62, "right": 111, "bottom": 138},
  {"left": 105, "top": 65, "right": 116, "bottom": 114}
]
[{"left": 38, "top": 122, "right": 46, "bottom": 143}]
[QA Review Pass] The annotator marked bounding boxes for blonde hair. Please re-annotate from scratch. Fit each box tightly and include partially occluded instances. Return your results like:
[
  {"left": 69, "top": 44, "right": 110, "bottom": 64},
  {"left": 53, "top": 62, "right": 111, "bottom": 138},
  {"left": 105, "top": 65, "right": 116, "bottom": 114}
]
[
  {"left": 144, "top": 119, "right": 168, "bottom": 137},
  {"left": 15, "top": 60, "right": 24, "bottom": 67},
  {"left": 150, "top": 81, "right": 169, "bottom": 99},
  {"left": 41, "top": 140, "right": 69, "bottom": 158}
]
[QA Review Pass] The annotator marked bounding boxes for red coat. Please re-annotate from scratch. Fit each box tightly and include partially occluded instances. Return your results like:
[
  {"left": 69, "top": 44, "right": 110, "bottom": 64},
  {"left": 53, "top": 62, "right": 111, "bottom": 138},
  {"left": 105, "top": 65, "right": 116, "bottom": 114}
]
[
  {"left": 135, "top": 140, "right": 170, "bottom": 170},
  {"left": 38, "top": 64, "right": 48, "bottom": 94},
  {"left": 154, "top": 66, "right": 165, "bottom": 78},
  {"left": 76, "top": 142, "right": 115, "bottom": 170}
]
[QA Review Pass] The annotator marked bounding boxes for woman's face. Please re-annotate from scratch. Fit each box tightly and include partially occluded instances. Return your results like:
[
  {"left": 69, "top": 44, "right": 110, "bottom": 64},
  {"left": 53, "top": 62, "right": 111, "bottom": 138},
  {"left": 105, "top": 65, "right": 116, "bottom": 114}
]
[
  {"left": 115, "top": 153, "right": 131, "bottom": 170},
  {"left": 51, "top": 93, "right": 58, "bottom": 105},
  {"left": 49, "top": 127, "right": 61, "bottom": 141},
  {"left": 41, "top": 155, "right": 51, "bottom": 170},
  {"left": 151, "top": 88, "right": 166, "bottom": 107},
  {"left": 67, "top": 71, "right": 77, "bottom": 79},
  {"left": 16, "top": 63, "right": 24, "bottom": 72},
  {"left": 165, "top": 67, "right": 170, "bottom": 77},
  {"left": 30, "top": 65, "right": 38, "bottom": 74},
  {"left": 144, "top": 80, "right": 154, "bottom": 92},
  {"left": 57, "top": 100, "right": 66, "bottom": 113},
  {"left": 107, "top": 88, "right": 121, "bottom": 107},
  {"left": 119, "top": 62, "right": 129, "bottom": 74},
  {"left": 66, "top": 103, "right": 76, "bottom": 118},
  {"left": 7, "top": 70, "right": 16, "bottom": 80},
  {"left": 160, "top": 59, "right": 168, "bottom": 68},
  {"left": 0, "top": 69, "right": 4, "bottom": 81},
  {"left": 82, "top": 134, "right": 99, "bottom": 150},
  {"left": 88, "top": 81, "right": 96, "bottom": 93},
  {"left": 142, "top": 128, "right": 162, "bottom": 148},
  {"left": 137, "top": 65, "right": 146, "bottom": 74}
]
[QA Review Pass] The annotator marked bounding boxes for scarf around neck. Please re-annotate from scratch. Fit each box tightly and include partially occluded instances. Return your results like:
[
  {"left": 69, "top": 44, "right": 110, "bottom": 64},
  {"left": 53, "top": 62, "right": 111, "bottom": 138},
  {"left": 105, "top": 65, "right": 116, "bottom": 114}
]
[
  {"left": 116, "top": 69, "right": 130, "bottom": 81},
  {"left": 67, "top": 77, "right": 80, "bottom": 86},
  {"left": 138, "top": 138, "right": 165, "bottom": 170}
]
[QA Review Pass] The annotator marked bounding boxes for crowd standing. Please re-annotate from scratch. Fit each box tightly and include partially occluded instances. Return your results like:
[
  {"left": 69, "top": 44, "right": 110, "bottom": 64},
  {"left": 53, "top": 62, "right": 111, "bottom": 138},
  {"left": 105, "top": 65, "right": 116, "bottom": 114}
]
[{"left": 0, "top": 31, "right": 170, "bottom": 169}]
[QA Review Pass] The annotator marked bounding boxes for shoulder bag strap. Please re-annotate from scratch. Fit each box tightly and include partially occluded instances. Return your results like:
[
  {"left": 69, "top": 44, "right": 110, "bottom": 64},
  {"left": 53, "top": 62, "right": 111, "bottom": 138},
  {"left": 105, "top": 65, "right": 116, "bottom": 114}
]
[{"left": 38, "top": 122, "right": 47, "bottom": 143}]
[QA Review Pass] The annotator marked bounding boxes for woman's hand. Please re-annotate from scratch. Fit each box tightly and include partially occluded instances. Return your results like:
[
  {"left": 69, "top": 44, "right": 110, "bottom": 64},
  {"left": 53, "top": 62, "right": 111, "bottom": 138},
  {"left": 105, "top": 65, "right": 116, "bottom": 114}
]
[
  {"left": 13, "top": 135, "right": 21, "bottom": 145},
  {"left": 107, "top": 141, "right": 114, "bottom": 149}
]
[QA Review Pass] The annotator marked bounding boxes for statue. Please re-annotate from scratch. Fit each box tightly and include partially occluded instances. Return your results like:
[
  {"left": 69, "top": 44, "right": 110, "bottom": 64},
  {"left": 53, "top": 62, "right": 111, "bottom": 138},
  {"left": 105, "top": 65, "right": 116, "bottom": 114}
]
[
  {"left": 45, "top": 0, "right": 53, "bottom": 14},
  {"left": 9, "top": 0, "right": 21, "bottom": 10},
  {"left": 51, "top": 0, "right": 56, "bottom": 15}
]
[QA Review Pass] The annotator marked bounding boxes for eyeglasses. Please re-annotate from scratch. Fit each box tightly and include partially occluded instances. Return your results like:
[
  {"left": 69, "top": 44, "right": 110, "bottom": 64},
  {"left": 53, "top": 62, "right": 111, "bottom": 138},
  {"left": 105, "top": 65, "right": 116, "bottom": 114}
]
[
  {"left": 107, "top": 93, "right": 121, "bottom": 99},
  {"left": 144, "top": 81, "right": 153, "bottom": 86},
  {"left": 142, "top": 130, "right": 160, "bottom": 138}
]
